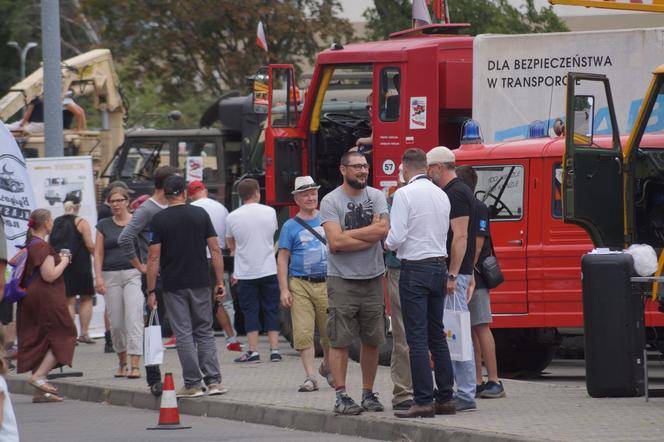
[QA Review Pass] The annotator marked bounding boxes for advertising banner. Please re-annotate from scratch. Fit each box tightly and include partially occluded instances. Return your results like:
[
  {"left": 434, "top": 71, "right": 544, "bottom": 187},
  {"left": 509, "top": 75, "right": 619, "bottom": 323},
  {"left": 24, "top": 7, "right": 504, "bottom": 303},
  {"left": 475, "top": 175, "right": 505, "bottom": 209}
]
[
  {"left": 0, "top": 125, "right": 37, "bottom": 255},
  {"left": 473, "top": 28, "right": 664, "bottom": 143},
  {"left": 27, "top": 156, "right": 105, "bottom": 337}
]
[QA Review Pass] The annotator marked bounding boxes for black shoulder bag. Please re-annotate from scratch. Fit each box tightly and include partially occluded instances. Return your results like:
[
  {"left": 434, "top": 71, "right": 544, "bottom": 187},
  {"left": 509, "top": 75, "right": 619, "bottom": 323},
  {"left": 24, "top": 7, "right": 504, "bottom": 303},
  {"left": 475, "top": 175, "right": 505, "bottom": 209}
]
[
  {"left": 477, "top": 241, "right": 504, "bottom": 289},
  {"left": 293, "top": 217, "right": 327, "bottom": 245}
]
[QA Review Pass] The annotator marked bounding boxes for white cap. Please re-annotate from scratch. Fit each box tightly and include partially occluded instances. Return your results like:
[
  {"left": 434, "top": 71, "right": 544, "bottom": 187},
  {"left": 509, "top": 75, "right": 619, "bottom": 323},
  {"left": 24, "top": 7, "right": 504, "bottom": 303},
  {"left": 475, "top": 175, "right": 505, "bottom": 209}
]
[
  {"left": 426, "top": 146, "right": 455, "bottom": 165},
  {"left": 292, "top": 176, "right": 320, "bottom": 194}
]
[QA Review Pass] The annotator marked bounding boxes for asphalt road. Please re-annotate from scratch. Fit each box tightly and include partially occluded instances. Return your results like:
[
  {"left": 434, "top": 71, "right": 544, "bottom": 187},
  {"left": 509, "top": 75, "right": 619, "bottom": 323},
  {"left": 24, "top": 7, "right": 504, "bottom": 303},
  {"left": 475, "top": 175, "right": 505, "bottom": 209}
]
[{"left": 12, "top": 394, "right": 376, "bottom": 442}]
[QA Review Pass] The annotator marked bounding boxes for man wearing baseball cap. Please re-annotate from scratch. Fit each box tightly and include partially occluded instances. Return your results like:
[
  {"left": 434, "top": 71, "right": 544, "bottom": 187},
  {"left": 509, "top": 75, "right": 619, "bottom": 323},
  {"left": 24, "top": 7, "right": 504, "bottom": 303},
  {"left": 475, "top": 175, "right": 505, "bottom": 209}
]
[
  {"left": 277, "top": 176, "right": 333, "bottom": 392},
  {"left": 187, "top": 180, "right": 242, "bottom": 352},
  {"left": 427, "top": 145, "right": 478, "bottom": 412}
]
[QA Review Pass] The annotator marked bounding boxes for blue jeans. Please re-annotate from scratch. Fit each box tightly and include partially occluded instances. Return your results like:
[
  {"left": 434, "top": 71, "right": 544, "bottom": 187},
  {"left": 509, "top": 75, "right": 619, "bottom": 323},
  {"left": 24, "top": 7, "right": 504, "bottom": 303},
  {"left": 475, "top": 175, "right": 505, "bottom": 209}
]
[
  {"left": 399, "top": 258, "right": 454, "bottom": 405},
  {"left": 237, "top": 275, "right": 280, "bottom": 333},
  {"left": 451, "top": 274, "right": 476, "bottom": 403}
]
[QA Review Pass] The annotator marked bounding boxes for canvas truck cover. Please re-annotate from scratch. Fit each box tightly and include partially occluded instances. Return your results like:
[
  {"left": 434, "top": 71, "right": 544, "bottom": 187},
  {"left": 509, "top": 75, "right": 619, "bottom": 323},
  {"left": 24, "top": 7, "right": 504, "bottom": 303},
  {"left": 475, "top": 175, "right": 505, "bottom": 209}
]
[{"left": 473, "top": 28, "right": 664, "bottom": 143}]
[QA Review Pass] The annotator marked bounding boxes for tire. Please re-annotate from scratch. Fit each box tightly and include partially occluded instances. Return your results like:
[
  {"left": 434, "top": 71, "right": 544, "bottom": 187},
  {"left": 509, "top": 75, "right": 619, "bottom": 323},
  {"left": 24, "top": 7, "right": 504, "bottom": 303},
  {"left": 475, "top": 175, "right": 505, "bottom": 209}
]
[
  {"left": 348, "top": 335, "right": 393, "bottom": 367},
  {"left": 494, "top": 328, "right": 561, "bottom": 379}
]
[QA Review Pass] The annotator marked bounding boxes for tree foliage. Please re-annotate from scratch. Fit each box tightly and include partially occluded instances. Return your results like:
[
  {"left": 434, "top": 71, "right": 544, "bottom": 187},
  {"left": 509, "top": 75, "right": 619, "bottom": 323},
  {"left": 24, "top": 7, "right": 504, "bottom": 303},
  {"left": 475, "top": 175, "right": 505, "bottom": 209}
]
[
  {"left": 363, "top": 0, "right": 567, "bottom": 40},
  {"left": 0, "top": 0, "right": 353, "bottom": 126}
]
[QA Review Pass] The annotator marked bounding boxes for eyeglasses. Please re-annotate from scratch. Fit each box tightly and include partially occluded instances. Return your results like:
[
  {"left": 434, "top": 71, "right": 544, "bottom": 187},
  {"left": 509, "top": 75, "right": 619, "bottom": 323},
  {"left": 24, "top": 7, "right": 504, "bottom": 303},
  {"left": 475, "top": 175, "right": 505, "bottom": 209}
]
[
  {"left": 109, "top": 198, "right": 128, "bottom": 204},
  {"left": 343, "top": 163, "right": 370, "bottom": 171}
]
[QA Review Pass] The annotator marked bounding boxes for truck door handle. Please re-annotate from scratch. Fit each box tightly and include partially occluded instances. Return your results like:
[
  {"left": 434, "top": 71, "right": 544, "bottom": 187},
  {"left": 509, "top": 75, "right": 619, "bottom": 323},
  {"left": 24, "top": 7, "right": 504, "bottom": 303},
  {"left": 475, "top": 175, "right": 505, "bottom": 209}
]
[
  {"left": 507, "top": 240, "right": 523, "bottom": 246},
  {"left": 614, "top": 157, "right": 622, "bottom": 174}
]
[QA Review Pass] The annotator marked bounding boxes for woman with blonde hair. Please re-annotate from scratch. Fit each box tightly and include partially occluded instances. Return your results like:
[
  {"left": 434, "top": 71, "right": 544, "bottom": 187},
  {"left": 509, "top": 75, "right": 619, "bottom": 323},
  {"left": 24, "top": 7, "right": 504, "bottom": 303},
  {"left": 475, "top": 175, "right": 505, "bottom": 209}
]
[
  {"left": 94, "top": 187, "right": 144, "bottom": 378},
  {"left": 49, "top": 195, "right": 96, "bottom": 343},
  {"left": 18, "top": 208, "right": 77, "bottom": 403}
]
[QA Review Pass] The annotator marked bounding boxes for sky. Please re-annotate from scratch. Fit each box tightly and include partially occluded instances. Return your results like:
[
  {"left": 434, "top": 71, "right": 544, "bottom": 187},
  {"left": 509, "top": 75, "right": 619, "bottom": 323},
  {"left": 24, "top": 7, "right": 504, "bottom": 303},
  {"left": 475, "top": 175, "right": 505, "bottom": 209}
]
[{"left": 338, "top": 0, "right": 639, "bottom": 21}]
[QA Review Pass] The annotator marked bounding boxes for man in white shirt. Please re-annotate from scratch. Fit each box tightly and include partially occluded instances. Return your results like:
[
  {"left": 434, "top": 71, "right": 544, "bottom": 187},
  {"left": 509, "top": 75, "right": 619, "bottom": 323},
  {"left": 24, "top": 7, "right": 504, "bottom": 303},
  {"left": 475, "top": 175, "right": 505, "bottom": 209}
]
[
  {"left": 226, "top": 178, "right": 280, "bottom": 363},
  {"left": 386, "top": 148, "right": 456, "bottom": 419},
  {"left": 188, "top": 180, "right": 242, "bottom": 353}
]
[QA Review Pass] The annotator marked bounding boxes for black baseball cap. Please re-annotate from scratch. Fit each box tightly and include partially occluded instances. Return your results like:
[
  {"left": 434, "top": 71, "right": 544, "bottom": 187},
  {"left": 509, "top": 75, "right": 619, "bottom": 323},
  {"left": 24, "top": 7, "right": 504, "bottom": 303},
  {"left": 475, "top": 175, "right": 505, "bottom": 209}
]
[{"left": 163, "top": 175, "right": 186, "bottom": 196}]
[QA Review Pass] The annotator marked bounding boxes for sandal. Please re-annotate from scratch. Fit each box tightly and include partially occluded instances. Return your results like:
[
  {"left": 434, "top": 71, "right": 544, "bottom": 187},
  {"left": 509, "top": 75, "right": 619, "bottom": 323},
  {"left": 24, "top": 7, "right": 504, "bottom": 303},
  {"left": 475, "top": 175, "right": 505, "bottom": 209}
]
[
  {"left": 29, "top": 378, "right": 59, "bottom": 395},
  {"left": 77, "top": 335, "right": 95, "bottom": 344},
  {"left": 32, "top": 392, "right": 63, "bottom": 403},
  {"left": 114, "top": 365, "right": 128, "bottom": 378},
  {"left": 298, "top": 377, "right": 319, "bottom": 392},
  {"left": 127, "top": 366, "right": 141, "bottom": 379}
]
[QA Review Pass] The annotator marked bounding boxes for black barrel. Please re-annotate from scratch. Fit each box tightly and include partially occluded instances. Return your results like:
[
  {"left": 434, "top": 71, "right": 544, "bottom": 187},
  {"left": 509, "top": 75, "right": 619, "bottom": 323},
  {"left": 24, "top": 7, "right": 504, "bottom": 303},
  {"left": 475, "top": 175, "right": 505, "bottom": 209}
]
[{"left": 581, "top": 252, "right": 645, "bottom": 397}]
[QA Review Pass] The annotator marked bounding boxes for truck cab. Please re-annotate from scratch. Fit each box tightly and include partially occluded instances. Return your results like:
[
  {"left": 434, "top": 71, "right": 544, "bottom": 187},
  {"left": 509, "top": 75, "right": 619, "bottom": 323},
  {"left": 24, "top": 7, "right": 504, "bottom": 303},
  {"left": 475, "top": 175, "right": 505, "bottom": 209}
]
[{"left": 258, "top": 25, "right": 473, "bottom": 205}]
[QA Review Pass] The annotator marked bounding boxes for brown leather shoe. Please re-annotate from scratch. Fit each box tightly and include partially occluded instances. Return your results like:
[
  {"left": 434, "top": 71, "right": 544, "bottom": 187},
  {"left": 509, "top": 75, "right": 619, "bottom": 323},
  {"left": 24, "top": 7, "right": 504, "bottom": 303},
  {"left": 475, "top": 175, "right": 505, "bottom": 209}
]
[
  {"left": 394, "top": 403, "right": 435, "bottom": 418},
  {"left": 435, "top": 399, "right": 456, "bottom": 415}
]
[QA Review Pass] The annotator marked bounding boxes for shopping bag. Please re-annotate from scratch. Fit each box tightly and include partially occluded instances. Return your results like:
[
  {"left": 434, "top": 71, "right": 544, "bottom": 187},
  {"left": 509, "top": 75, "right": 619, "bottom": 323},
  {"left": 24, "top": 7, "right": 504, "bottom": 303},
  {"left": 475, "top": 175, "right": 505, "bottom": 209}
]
[
  {"left": 443, "top": 295, "right": 473, "bottom": 361},
  {"left": 144, "top": 309, "right": 164, "bottom": 366}
]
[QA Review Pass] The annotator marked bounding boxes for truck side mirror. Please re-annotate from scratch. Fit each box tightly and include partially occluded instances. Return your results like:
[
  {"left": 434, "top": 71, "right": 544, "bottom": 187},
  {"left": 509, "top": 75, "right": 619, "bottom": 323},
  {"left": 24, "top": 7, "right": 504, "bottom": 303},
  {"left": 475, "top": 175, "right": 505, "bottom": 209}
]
[{"left": 572, "top": 95, "right": 594, "bottom": 146}]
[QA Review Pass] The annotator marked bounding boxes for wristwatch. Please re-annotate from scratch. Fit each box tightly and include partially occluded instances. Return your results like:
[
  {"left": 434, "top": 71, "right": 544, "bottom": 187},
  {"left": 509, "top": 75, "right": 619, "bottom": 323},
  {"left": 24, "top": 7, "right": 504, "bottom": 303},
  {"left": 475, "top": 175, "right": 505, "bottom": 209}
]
[{"left": 447, "top": 273, "right": 457, "bottom": 281}]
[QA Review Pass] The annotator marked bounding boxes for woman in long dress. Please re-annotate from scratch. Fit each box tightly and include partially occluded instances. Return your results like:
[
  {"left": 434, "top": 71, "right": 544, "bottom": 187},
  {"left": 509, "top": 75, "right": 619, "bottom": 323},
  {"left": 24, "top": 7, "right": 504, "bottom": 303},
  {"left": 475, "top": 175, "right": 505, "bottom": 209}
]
[{"left": 17, "top": 208, "right": 77, "bottom": 403}]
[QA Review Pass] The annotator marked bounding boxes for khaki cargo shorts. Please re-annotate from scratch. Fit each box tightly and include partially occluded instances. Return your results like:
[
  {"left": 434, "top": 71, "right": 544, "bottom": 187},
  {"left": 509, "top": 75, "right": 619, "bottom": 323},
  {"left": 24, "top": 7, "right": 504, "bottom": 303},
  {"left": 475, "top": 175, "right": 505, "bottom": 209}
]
[
  {"left": 289, "top": 277, "right": 330, "bottom": 351},
  {"left": 326, "top": 275, "right": 386, "bottom": 348}
]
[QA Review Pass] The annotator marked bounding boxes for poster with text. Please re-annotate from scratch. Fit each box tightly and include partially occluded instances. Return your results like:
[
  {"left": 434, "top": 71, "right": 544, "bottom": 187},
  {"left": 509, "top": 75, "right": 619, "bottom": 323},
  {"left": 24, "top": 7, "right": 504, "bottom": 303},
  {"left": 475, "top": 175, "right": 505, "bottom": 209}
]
[
  {"left": 409, "top": 96, "right": 427, "bottom": 130},
  {"left": 473, "top": 28, "right": 664, "bottom": 143}
]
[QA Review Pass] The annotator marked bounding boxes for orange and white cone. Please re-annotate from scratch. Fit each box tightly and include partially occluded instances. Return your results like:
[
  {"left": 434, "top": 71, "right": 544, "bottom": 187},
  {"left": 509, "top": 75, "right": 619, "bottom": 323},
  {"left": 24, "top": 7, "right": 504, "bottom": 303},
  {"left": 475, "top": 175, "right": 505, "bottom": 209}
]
[{"left": 146, "top": 372, "right": 191, "bottom": 430}]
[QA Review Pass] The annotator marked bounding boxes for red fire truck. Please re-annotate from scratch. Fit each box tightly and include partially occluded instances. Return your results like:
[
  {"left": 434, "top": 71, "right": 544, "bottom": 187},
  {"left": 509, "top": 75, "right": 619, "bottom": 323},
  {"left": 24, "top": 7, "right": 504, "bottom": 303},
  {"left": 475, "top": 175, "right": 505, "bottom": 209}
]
[{"left": 258, "top": 24, "right": 664, "bottom": 374}]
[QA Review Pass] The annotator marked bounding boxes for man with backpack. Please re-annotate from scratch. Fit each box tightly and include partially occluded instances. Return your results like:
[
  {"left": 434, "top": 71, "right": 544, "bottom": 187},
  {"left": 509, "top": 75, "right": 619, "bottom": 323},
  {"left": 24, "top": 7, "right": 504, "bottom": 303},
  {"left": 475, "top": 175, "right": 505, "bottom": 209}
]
[{"left": 277, "top": 176, "right": 333, "bottom": 392}]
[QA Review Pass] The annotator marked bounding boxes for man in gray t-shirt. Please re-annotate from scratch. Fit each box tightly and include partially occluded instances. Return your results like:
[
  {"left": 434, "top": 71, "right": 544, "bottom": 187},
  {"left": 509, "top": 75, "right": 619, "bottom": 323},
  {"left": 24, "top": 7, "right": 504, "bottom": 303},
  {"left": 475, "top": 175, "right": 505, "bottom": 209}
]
[{"left": 319, "top": 151, "right": 389, "bottom": 416}]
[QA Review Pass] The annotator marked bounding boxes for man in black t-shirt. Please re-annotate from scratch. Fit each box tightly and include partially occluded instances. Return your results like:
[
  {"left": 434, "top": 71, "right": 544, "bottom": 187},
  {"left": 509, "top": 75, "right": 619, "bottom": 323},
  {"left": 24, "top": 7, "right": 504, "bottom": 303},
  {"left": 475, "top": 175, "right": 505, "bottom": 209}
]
[
  {"left": 427, "top": 146, "right": 477, "bottom": 412},
  {"left": 457, "top": 166, "right": 505, "bottom": 400},
  {"left": 147, "top": 175, "right": 227, "bottom": 398}
]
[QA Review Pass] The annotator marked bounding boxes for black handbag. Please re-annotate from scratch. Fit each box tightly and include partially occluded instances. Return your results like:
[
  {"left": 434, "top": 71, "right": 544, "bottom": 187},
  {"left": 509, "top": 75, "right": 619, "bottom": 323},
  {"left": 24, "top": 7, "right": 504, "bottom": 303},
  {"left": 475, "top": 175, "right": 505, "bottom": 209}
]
[{"left": 477, "top": 242, "right": 504, "bottom": 289}]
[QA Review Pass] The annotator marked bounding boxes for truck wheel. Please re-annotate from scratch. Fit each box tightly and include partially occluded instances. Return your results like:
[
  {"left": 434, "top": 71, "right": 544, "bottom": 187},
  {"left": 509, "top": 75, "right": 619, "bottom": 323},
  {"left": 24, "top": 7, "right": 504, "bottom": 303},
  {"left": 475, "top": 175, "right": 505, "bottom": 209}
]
[
  {"left": 494, "top": 328, "right": 561, "bottom": 379},
  {"left": 348, "top": 335, "right": 393, "bottom": 367}
]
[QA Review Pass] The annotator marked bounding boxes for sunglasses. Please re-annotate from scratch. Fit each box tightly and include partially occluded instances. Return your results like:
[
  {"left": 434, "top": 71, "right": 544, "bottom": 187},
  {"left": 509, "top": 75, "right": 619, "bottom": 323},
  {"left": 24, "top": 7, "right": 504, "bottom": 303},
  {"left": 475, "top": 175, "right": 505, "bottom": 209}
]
[{"left": 109, "top": 198, "right": 128, "bottom": 204}]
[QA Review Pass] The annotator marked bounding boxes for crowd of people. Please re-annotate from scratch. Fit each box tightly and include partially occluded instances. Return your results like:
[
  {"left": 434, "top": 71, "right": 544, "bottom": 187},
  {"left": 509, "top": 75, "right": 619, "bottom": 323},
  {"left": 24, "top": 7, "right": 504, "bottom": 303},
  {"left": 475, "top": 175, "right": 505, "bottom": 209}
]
[{"left": 0, "top": 144, "right": 507, "bottom": 431}]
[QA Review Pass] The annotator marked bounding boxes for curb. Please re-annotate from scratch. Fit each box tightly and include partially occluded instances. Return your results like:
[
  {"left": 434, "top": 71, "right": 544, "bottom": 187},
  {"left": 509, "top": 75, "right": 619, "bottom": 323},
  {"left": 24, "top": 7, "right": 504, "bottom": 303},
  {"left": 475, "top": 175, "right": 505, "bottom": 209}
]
[{"left": 9, "top": 378, "right": 545, "bottom": 442}]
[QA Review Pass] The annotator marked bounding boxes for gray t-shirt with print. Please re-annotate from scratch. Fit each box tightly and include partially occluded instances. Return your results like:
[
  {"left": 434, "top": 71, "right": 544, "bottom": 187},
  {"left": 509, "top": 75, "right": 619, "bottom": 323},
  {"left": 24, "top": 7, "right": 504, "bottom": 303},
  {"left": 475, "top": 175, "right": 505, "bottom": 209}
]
[{"left": 319, "top": 186, "right": 388, "bottom": 279}]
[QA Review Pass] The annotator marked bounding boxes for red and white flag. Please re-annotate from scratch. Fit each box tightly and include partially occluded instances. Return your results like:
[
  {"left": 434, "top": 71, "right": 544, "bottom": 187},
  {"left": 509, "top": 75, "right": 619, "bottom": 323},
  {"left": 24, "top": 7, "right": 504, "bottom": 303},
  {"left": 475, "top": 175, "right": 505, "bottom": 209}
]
[
  {"left": 256, "top": 20, "right": 268, "bottom": 52},
  {"left": 412, "top": 0, "right": 432, "bottom": 27}
]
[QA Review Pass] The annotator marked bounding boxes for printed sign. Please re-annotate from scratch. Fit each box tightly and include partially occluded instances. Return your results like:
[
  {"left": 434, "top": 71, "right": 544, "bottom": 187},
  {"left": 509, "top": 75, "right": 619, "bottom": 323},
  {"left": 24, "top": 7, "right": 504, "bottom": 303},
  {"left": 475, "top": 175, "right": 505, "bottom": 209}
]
[
  {"left": 382, "top": 159, "right": 396, "bottom": 175},
  {"left": 409, "top": 97, "right": 427, "bottom": 130},
  {"left": 0, "top": 125, "right": 37, "bottom": 254},
  {"left": 473, "top": 28, "right": 664, "bottom": 142},
  {"left": 186, "top": 156, "right": 203, "bottom": 182}
]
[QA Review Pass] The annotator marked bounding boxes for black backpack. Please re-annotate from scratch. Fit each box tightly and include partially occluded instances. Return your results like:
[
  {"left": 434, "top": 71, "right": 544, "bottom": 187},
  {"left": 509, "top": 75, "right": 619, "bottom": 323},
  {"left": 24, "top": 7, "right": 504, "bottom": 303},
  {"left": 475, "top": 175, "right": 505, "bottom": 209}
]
[{"left": 49, "top": 215, "right": 81, "bottom": 258}]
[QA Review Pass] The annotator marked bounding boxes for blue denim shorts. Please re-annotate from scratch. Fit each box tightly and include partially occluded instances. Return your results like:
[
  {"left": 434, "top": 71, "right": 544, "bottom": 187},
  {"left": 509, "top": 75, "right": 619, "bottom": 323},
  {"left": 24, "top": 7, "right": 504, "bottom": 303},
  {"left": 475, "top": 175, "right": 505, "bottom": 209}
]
[{"left": 237, "top": 275, "right": 280, "bottom": 332}]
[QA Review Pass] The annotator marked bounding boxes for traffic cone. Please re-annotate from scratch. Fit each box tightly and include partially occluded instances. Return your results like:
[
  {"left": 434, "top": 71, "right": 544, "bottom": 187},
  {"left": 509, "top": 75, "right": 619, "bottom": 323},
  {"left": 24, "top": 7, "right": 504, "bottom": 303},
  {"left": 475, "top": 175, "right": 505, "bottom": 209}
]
[{"left": 146, "top": 373, "right": 191, "bottom": 430}]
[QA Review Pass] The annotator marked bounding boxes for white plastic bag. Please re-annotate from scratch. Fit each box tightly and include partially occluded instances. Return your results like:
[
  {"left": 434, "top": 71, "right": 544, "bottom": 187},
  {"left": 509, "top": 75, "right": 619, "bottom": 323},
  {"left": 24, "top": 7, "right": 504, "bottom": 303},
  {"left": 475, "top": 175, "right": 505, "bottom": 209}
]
[
  {"left": 144, "top": 309, "right": 164, "bottom": 366},
  {"left": 626, "top": 244, "right": 658, "bottom": 277},
  {"left": 443, "top": 296, "right": 473, "bottom": 361}
]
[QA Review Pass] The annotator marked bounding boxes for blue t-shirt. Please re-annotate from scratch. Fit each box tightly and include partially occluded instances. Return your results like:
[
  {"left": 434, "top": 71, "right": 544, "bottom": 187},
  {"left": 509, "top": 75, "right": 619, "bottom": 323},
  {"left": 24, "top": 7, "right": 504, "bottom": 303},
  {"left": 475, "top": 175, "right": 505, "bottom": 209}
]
[{"left": 278, "top": 215, "right": 327, "bottom": 277}]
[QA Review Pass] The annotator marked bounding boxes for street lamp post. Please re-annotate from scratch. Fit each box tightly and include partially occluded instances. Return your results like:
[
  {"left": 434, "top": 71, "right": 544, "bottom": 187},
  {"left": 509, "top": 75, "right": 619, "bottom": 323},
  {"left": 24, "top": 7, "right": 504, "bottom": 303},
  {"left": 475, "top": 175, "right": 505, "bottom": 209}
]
[{"left": 7, "top": 41, "right": 38, "bottom": 80}]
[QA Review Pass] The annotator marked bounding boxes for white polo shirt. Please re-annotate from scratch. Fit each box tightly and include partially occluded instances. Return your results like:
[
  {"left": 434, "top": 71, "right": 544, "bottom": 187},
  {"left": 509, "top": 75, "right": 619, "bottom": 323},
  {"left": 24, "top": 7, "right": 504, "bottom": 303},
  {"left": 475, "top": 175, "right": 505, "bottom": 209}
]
[
  {"left": 385, "top": 174, "right": 450, "bottom": 261},
  {"left": 191, "top": 196, "right": 229, "bottom": 256}
]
